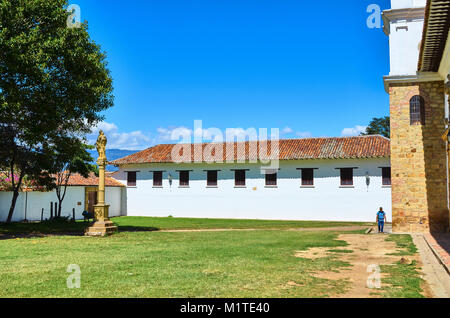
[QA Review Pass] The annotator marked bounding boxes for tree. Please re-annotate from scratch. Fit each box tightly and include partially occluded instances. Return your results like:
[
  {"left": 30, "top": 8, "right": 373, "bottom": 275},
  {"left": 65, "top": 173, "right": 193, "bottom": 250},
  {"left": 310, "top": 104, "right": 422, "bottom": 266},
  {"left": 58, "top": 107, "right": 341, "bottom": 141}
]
[
  {"left": 53, "top": 138, "right": 95, "bottom": 218},
  {"left": 0, "top": 0, "right": 114, "bottom": 223},
  {"left": 0, "top": 124, "right": 56, "bottom": 222},
  {"left": 361, "top": 116, "right": 390, "bottom": 138}
]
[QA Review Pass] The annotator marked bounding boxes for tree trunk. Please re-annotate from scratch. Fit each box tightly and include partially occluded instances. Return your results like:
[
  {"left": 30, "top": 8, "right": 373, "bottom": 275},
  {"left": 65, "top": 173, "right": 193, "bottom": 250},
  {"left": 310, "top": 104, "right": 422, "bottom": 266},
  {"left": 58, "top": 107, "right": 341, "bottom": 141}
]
[
  {"left": 58, "top": 201, "right": 62, "bottom": 218},
  {"left": 6, "top": 190, "right": 20, "bottom": 224}
]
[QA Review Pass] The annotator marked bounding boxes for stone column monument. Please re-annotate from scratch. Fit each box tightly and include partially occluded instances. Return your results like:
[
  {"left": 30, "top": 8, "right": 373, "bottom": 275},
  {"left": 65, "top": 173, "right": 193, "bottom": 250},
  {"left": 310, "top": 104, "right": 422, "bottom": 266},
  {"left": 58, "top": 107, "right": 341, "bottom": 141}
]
[{"left": 86, "top": 130, "right": 118, "bottom": 237}]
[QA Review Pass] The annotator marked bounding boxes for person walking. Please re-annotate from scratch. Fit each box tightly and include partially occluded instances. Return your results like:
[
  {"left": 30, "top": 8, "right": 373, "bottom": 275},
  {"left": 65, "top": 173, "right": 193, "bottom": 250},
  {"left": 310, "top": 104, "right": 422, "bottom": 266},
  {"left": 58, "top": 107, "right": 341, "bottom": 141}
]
[{"left": 377, "top": 207, "right": 387, "bottom": 233}]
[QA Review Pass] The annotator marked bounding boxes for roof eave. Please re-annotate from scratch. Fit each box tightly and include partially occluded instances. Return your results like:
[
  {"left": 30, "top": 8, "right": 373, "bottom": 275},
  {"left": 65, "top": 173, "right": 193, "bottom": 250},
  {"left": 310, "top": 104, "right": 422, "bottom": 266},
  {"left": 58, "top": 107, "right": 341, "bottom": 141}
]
[{"left": 418, "top": 0, "right": 450, "bottom": 72}]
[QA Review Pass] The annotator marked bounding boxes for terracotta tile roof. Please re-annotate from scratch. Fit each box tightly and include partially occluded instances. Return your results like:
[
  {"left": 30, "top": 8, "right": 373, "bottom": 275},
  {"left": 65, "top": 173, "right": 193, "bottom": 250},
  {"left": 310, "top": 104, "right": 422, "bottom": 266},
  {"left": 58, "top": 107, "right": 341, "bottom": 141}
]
[
  {"left": 0, "top": 172, "right": 124, "bottom": 192},
  {"left": 65, "top": 173, "right": 125, "bottom": 187},
  {"left": 110, "top": 135, "right": 390, "bottom": 165}
]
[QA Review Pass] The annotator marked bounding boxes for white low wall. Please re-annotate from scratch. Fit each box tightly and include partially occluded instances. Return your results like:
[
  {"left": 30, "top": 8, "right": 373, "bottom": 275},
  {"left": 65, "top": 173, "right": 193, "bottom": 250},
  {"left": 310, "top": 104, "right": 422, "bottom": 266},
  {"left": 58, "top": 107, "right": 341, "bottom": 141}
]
[
  {"left": 0, "top": 186, "right": 124, "bottom": 222},
  {"left": 107, "top": 187, "right": 123, "bottom": 218},
  {"left": 114, "top": 158, "right": 392, "bottom": 223}
]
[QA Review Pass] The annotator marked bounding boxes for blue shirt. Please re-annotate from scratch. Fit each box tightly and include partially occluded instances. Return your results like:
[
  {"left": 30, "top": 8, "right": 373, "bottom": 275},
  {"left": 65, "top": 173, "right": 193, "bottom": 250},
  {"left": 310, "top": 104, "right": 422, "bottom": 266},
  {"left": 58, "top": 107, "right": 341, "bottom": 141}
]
[{"left": 377, "top": 211, "right": 385, "bottom": 223}]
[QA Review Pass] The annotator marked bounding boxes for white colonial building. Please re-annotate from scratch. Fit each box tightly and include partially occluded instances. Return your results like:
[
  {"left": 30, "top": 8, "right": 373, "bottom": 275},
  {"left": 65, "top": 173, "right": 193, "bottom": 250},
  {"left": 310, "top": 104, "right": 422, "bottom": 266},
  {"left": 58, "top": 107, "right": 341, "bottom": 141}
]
[
  {"left": 110, "top": 136, "right": 392, "bottom": 222},
  {"left": 0, "top": 173, "right": 125, "bottom": 222}
]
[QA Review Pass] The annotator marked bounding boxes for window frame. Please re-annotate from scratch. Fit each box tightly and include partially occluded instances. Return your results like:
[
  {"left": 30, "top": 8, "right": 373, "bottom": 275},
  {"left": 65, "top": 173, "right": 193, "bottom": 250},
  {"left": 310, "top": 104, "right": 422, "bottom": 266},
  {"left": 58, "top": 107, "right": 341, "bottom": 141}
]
[
  {"left": 153, "top": 171, "right": 163, "bottom": 187},
  {"left": 301, "top": 168, "right": 315, "bottom": 186},
  {"left": 126, "top": 171, "right": 137, "bottom": 187},
  {"left": 339, "top": 168, "right": 355, "bottom": 186},
  {"left": 206, "top": 170, "right": 219, "bottom": 187},
  {"left": 233, "top": 169, "right": 247, "bottom": 187},
  {"left": 410, "top": 95, "right": 425, "bottom": 125},
  {"left": 178, "top": 170, "right": 190, "bottom": 187},
  {"left": 381, "top": 167, "right": 391, "bottom": 186},
  {"left": 265, "top": 171, "right": 278, "bottom": 187}
]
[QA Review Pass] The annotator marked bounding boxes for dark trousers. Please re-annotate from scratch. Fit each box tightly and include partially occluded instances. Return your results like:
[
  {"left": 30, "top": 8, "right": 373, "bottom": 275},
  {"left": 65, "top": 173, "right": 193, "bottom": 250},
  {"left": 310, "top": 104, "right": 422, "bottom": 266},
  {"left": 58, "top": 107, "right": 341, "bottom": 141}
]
[{"left": 378, "top": 222, "right": 385, "bottom": 233}]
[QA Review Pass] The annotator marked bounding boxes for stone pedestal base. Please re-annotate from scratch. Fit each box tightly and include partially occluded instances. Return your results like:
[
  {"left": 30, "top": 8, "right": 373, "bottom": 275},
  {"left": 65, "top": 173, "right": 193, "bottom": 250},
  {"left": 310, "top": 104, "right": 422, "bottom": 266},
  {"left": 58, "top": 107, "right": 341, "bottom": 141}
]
[
  {"left": 85, "top": 204, "right": 118, "bottom": 237},
  {"left": 85, "top": 220, "right": 118, "bottom": 237}
]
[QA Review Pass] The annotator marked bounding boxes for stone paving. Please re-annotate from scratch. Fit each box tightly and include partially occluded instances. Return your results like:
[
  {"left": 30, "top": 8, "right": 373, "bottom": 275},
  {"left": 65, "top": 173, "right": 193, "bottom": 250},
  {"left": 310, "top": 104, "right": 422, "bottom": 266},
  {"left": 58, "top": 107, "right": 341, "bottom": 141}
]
[
  {"left": 423, "top": 233, "right": 450, "bottom": 274},
  {"left": 412, "top": 235, "right": 450, "bottom": 298}
]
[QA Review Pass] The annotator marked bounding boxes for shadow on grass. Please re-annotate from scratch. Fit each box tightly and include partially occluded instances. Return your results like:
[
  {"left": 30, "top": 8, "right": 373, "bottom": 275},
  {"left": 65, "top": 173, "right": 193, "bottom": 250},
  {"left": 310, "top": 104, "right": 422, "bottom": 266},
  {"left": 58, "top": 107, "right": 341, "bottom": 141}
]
[
  {"left": 117, "top": 226, "right": 159, "bottom": 233},
  {"left": 0, "top": 221, "right": 160, "bottom": 240}
]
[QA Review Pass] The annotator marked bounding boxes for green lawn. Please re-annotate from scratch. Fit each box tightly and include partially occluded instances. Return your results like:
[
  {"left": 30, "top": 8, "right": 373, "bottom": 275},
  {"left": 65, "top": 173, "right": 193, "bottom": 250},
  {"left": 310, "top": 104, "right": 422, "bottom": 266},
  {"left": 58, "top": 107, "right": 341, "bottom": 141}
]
[
  {"left": 113, "top": 216, "right": 368, "bottom": 231},
  {"left": 0, "top": 229, "right": 352, "bottom": 298},
  {"left": 0, "top": 217, "right": 423, "bottom": 298},
  {"left": 379, "top": 235, "right": 424, "bottom": 298},
  {"left": 0, "top": 216, "right": 368, "bottom": 236}
]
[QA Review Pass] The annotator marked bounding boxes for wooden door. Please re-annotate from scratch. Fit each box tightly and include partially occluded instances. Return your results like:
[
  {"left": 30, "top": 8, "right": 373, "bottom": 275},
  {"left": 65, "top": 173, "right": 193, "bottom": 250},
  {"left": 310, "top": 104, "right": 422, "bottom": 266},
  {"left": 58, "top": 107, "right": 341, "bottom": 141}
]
[{"left": 87, "top": 191, "right": 98, "bottom": 213}]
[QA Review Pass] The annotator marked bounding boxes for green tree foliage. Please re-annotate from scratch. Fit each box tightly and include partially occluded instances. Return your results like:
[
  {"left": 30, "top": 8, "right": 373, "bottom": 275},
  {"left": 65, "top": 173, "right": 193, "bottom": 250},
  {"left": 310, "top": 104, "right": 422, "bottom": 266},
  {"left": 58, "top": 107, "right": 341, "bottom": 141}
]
[
  {"left": 53, "top": 139, "right": 96, "bottom": 218},
  {"left": 0, "top": 0, "right": 114, "bottom": 223},
  {"left": 361, "top": 116, "right": 390, "bottom": 138}
]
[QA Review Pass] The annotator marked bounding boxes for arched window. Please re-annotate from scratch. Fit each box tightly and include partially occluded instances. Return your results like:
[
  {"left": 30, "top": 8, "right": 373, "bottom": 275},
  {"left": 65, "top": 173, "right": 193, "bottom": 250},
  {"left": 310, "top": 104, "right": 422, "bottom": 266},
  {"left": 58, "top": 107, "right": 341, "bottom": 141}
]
[{"left": 410, "top": 95, "right": 425, "bottom": 125}]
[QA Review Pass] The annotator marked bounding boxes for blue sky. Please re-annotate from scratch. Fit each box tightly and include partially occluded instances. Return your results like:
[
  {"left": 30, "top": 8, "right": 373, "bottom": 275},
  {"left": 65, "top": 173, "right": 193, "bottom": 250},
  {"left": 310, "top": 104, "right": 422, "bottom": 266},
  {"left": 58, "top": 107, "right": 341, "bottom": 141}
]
[{"left": 74, "top": 0, "right": 391, "bottom": 150}]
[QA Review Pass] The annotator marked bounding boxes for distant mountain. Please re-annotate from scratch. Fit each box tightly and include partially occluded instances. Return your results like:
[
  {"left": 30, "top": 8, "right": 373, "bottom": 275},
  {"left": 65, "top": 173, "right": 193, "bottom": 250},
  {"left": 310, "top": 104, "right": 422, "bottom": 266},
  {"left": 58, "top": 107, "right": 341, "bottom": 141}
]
[{"left": 88, "top": 149, "right": 140, "bottom": 171}]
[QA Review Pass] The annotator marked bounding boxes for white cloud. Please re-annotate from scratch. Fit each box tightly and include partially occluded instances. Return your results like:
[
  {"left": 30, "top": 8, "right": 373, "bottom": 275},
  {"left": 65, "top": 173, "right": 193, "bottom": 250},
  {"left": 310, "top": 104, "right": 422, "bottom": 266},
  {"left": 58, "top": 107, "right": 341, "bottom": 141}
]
[
  {"left": 279, "top": 127, "right": 312, "bottom": 139},
  {"left": 88, "top": 121, "right": 151, "bottom": 150},
  {"left": 296, "top": 131, "right": 312, "bottom": 138},
  {"left": 281, "top": 126, "right": 294, "bottom": 135},
  {"left": 157, "top": 126, "right": 192, "bottom": 143},
  {"left": 88, "top": 122, "right": 320, "bottom": 151},
  {"left": 225, "top": 128, "right": 259, "bottom": 141},
  {"left": 341, "top": 125, "right": 367, "bottom": 137}
]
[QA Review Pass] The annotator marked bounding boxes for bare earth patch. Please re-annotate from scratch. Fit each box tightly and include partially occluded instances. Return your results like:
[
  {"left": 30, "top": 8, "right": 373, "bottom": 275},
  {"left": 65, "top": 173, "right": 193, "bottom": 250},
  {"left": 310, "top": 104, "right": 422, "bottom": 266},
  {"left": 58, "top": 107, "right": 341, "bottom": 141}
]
[{"left": 295, "top": 234, "right": 426, "bottom": 298}]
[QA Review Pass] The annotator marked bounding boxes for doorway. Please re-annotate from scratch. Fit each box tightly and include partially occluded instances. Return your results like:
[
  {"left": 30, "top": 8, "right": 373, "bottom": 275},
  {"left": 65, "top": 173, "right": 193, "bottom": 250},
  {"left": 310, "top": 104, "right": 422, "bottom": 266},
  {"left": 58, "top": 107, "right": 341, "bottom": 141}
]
[{"left": 85, "top": 187, "right": 98, "bottom": 213}]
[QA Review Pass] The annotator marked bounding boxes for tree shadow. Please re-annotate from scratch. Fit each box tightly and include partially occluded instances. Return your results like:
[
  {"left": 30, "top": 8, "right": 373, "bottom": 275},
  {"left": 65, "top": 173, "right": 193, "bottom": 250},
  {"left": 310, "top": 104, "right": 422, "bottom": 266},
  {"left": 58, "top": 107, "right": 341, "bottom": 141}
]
[
  {"left": 0, "top": 232, "right": 85, "bottom": 241},
  {"left": 117, "top": 226, "right": 159, "bottom": 232},
  {"left": 0, "top": 221, "right": 161, "bottom": 240}
]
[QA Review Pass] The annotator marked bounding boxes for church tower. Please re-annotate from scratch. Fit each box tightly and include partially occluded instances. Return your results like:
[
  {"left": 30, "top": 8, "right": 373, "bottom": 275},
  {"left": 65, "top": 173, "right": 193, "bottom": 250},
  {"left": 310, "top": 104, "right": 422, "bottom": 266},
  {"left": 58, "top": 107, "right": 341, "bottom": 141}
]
[{"left": 383, "top": 0, "right": 449, "bottom": 232}]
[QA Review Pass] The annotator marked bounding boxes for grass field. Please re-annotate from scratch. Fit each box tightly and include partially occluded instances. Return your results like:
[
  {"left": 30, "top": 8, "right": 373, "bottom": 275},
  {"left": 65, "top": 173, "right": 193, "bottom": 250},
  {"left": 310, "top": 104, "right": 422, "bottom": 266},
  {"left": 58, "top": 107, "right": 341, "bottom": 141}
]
[
  {"left": 0, "top": 216, "right": 368, "bottom": 236},
  {"left": 0, "top": 229, "right": 353, "bottom": 297},
  {"left": 0, "top": 217, "right": 423, "bottom": 298}
]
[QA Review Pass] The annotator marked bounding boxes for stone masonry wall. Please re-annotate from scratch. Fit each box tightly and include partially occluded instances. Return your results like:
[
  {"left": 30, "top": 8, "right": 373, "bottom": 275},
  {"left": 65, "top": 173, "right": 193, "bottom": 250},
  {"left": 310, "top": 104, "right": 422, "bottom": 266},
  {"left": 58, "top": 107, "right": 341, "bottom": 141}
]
[{"left": 390, "top": 81, "right": 449, "bottom": 233}]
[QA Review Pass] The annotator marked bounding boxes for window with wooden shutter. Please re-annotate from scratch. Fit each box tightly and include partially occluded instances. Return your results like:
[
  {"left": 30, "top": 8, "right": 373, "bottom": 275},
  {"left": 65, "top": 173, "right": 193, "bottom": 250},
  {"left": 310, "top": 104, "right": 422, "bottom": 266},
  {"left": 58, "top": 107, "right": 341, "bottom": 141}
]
[
  {"left": 410, "top": 95, "right": 425, "bottom": 125},
  {"left": 127, "top": 171, "right": 137, "bottom": 187},
  {"left": 265, "top": 171, "right": 277, "bottom": 186},
  {"left": 153, "top": 171, "right": 163, "bottom": 187},
  {"left": 235, "top": 170, "right": 246, "bottom": 187},
  {"left": 382, "top": 167, "right": 391, "bottom": 186},
  {"left": 179, "top": 171, "right": 189, "bottom": 187},
  {"left": 207, "top": 171, "right": 218, "bottom": 187},
  {"left": 301, "top": 169, "right": 314, "bottom": 186},
  {"left": 340, "top": 168, "right": 353, "bottom": 186}
]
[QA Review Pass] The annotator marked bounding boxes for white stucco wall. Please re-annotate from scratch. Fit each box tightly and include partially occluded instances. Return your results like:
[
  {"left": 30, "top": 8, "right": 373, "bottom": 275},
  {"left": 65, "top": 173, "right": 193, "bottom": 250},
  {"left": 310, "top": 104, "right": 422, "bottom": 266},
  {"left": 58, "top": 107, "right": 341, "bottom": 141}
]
[
  {"left": 384, "top": 1, "right": 426, "bottom": 76},
  {"left": 113, "top": 158, "right": 392, "bottom": 222},
  {"left": 388, "top": 18, "right": 424, "bottom": 76},
  {"left": 106, "top": 187, "right": 123, "bottom": 217},
  {"left": 384, "top": 0, "right": 426, "bottom": 77},
  {"left": 391, "top": 0, "right": 426, "bottom": 10},
  {"left": 0, "top": 186, "right": 123, "bottom": 222}
]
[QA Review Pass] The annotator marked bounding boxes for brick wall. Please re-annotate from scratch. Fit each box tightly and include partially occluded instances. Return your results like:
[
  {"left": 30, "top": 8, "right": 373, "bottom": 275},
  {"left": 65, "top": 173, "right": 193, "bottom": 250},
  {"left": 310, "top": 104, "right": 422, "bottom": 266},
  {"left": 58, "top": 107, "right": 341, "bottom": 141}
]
[{"left": 390, "top": 81, "right": 449, "bottom": 233}]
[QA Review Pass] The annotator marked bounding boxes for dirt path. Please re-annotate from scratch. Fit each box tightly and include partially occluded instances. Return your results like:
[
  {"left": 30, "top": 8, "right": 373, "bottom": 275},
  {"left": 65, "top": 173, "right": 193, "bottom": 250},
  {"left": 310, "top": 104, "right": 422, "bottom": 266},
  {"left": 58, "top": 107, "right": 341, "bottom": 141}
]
[
  {"left": 295, "top": 234, "right": 429, "bottom": 298},
  {"left": 159, "top": 225, "right": 368, "bottom": 233}
]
